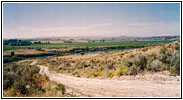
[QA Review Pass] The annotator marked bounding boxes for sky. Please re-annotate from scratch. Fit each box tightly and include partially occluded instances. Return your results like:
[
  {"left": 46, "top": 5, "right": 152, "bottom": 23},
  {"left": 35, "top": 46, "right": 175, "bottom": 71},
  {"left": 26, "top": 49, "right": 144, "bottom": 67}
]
[{"left": 3, "top": 3, "right": 180, "bottom": 39}]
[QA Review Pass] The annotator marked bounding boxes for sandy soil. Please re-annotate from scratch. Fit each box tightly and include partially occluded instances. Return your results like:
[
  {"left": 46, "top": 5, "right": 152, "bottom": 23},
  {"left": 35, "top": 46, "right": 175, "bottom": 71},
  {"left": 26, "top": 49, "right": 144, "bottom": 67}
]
[{"left": 38, "top": 65, "right": 180, "bottom": 97}]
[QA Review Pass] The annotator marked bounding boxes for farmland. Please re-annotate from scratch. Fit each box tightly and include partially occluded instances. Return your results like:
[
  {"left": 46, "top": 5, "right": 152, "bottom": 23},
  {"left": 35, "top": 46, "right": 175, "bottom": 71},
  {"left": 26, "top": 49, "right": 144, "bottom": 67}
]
[{"left": 3, "top": 40, "right": 173, "bottom": 51}]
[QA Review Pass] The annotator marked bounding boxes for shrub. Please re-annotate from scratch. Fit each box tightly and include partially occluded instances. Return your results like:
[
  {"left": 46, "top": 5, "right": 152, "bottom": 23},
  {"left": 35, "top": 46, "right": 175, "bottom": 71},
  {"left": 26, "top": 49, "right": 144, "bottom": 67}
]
[
  {"left": 117, "top": 66, "right": 129, "bottom": 76},
  {"left": 133, "top": 54, "right": 147, "bottom": 70},
  {"left": 158, "top": 46, "right": 172, "bottom": 64},
  {"left": 26, "top": 85, "right": 45, "bottom": 96},
  {"left": 4, "top": 88, "right": 21, "bottom": 97},
  {"left": 11, "top": 52, "right": 15, "bottom": 56},
  {"left": 174, "top": 42, "right": 180, "bottom": 51},
  {"left": 158, "top": 43, "right": 180, "bottom": 75},
  {"left": 128, "top": 53, "right": 134, "bottom": 58},
  {"left": 107, "top": 62, "right": 115, "bottom": 69},
  {"left": 170, "top": 50, "right": 180, "bottom": 75},
  {"left": 72, "top": 70, "right": 78, "bottom": 76},
  {"left": 146, "top": 53, "right": 157, "bottom": 62},
  {"left": 3, "top": 72, "right": 17, "bottom": 89},
  {"left": 170, "top": 67, "right": 179, "bottom": 76},
  {"left": 123, "top": 59, "right": 133, "bottom": 67},
  {"left": 3, "top": 56, "right": 24, "bottom": 63},
  {"left": 123, "top": 54, "right": 147, "bottom": 71},
  {"left": 107, "top": 72, "right": 114, "bottom": 78},
  {"left": 89, "top": 72, "right": 96, "bottom": 77},
  {"left": 96, "top": 70, "right": 104, "bottom": 76},
  {"left": 76, "top": 61, "right": 89, "bottom": 69},
  {"left": 3, "top": 64, "right": 44, "bottom": 95},
  {"left": 3, "top": 63, "right": 66, "bottom": 97},
  {"left": 13, "top": 80, "right": 27, "bottom": 94},
  {"left": 128, "top": 64, "right": 139, "bottom": 75},
  {"left": 142, "top": 47, "right": 148, "bottom": 52},
  {"left": 51, "top": 84, "right": 65, "bottom": 95},
  {"left": 36, "top": 48, "right": 42, "bottom": 51},
  {"left": 149, "top": 60, "right": 165, "bottom": 72},
  {"left": 160, "top": 46, "right": 167, "bottom": 54}
]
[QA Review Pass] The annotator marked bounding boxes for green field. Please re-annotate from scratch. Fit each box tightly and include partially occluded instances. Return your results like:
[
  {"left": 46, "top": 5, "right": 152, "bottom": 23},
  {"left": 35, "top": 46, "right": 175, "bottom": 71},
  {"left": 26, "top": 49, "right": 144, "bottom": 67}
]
[{"left": 3, "top": 41, "right": 173, "bottom": 51}]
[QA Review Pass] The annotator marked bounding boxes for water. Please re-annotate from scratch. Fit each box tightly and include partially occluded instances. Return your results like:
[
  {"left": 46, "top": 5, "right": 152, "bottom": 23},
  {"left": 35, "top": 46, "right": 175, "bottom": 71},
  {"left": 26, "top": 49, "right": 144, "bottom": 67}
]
[
  {"left": 70, "top": 48, "right": 126, "bottom": 55},
  {"left": 32, "top": 55, "right": 55, "bottom": 59},
  {"left": 35, "top": 49, "right": 124, "bottom": 58},
  {"left": 46, "top": 55, "right": 55, "bottom": 58}
]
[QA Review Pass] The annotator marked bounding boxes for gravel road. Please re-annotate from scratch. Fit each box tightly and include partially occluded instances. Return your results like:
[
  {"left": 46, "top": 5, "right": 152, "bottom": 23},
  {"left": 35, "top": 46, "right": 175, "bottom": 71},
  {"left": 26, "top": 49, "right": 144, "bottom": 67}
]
[
  {"left": 29, "top": 61, "right": 38, "bottom": 65},
  {"left": 38, "top": 65, "right": 180, "bottom": 97}
]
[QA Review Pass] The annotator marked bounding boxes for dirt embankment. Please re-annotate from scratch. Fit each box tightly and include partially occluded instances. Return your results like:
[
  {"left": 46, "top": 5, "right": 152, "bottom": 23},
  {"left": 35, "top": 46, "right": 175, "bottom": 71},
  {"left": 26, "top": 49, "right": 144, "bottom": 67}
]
[{"left": 38, "top": 65, "right": 180, "bottom": 97}]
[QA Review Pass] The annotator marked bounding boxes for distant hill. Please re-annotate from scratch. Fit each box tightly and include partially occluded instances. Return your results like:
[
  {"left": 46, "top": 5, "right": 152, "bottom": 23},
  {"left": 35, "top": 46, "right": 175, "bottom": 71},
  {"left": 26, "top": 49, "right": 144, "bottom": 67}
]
[
  {"left": 101, "top": 36, "right": 179, "bottom": 41},
  {"left": 135, "top": 36, "right": 180, "bottom": 41},
  {"left": 4, "top": 35, "right": 180, "bottom": 41}
]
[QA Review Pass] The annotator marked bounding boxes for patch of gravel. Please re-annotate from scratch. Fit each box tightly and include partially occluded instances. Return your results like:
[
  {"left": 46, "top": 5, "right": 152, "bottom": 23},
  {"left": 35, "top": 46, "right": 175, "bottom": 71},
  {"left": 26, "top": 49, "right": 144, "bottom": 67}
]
[
  {"left": 65, "top": 87, "right": 87, "bottom": 97},
  {"left": 110, "top": 75, "right": 180, "bottom": 82}
]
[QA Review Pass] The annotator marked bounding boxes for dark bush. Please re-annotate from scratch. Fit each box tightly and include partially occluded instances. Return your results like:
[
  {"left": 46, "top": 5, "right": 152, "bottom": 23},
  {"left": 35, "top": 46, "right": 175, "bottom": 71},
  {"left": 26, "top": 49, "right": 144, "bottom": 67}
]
[
  {"left": 3, "top": 56, "right": 24, "bottom": 63},
  {"left": 158, "top": 46, "right": 172, "bottom": 64},
  {"left": 174, "top": 42, "right": 180, "bottom": 51},
  {"left": 3, "top": 72, "right": 17, "bottom": 89},
  {"left": 133, "top": 54, "right": 147, "bottom": 70},
  {"left": 123, "top": 59, "right": 133, "bottom": 67},
  {"left": 13, "top": 80, "right": 27, "bottom": 94},
  {"left": 36, "top": 48, "right": 42, "bottom": 51},
  {"left": 158, "top": 44, "right": 180, "bottom": 75},
  {"left": 11, "top": 52, "right": 15, "bottom": 56},
  {"left": 3, "top": 64, "right": 44, "bottom": 95},
  {"left": 128, "top": 64, "right": 139, "bottom": 75},
  {"left": 170, "top": 50, "right": 180, "bottom": 75},
  {"left": 51, "top": 84, "right": 65, "bottom": 95}
]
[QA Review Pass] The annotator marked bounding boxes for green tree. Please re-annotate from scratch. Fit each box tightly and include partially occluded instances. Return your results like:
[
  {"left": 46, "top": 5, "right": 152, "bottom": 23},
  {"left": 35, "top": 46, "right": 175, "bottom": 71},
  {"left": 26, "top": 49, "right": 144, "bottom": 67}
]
[{"left": 11, "top": 51, "right": 15, "bottom": 57}]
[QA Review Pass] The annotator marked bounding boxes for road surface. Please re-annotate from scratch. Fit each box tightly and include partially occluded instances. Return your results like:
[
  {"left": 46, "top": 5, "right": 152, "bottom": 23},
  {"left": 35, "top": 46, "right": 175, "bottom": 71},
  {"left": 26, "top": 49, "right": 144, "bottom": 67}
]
[{"left": 38, "top": 65, "right": 180, "bottom": 97}]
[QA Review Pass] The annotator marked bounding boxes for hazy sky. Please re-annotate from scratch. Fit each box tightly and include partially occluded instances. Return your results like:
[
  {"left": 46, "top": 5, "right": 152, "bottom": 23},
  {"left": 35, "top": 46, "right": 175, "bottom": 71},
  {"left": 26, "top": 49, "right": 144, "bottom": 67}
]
[{"left": 3, "top": 3, "right": 180, "bottom": 39}]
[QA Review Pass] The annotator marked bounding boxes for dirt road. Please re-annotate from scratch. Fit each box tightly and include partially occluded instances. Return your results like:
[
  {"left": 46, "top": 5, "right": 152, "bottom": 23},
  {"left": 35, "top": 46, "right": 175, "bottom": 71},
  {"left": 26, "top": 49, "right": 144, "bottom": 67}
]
[
  {"left": 38, "top": 65, "right": 180, "bottom": 97},
  {"left": 29, "top": 61, "right": 38, "bottom": 65}
]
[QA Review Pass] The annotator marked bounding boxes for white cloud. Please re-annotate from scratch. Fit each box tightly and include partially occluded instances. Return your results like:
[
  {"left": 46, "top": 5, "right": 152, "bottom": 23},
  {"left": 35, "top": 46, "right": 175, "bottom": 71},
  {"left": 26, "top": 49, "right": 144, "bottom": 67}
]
[
  {"left": 14, "top": 23, "right": 112, "bottom": 32},
  {"left": 96, "top": 23, "right": 112, "bottom": 26},
  {"left": 3, "top": 21, "right": 180, "bottom": 38},
  {"left": 127, "top": 23, "right": 150, "bottom": 26},
  {"left": 127, "top": 21, "right": 179, "bottom": 27}
]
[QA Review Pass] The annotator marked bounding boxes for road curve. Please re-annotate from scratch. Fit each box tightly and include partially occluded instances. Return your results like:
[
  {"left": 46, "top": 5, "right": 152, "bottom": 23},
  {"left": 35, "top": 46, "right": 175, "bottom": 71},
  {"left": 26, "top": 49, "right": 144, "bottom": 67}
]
[{"left": 38, "top": 65, "right": 180, "bottom": 97}]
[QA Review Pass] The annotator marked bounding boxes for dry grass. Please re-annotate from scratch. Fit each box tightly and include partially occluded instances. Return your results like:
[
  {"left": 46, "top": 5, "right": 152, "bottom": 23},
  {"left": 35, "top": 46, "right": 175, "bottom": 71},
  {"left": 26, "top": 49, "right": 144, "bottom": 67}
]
[
  {"left": 35, "top": 41, "right": 180, "bottom": 78},
  {"left": 3, "top": 49, "right": 44, "bottom": 56},
  {"left": 16, "top": 59, "right": 34, "bottom": 65}
]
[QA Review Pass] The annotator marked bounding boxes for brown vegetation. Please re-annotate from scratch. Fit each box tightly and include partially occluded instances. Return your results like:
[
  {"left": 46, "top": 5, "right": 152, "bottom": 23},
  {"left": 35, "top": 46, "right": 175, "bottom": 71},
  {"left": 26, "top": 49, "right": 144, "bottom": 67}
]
[
  {"left": 3, "top": 63, "right": 66, "bottom": 97},
  {"left": 37, "top": 42, "right": 180, "bottom": 78},
  {"left": 3, "top": 49, "right": 45, "bottom": 56}
]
